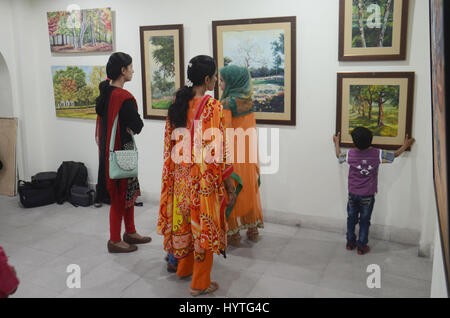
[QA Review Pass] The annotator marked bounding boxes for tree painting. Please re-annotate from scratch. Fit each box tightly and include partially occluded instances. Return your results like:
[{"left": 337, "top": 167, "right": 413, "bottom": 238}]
[
  {"left": 47, "top": 8, "right": 113, "bottom": 53},
  {"left": 223, "top": 29, "right": 285, "bottom": 113},
  {"left": 52, "top": 66, "right": 106, "bottom": 119},
  {"left": 349, "top": 84, "right": 400, "bottom": 136},
  {"left": 352, "top": 0, "right": 394, "bottom": 48},
  {"left": 149, "top": 36, "right": 176, "bottom": 110}
]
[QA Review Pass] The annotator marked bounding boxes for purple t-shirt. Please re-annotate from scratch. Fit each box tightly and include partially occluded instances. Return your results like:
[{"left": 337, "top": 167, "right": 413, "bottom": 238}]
[{"left": 339, "top": 148, "right": 395, "bottom": 196}]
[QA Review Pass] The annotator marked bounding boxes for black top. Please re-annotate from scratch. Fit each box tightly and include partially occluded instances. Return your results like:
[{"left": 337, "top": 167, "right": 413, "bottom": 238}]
[{"left": 95, "top": 86, "right": 144, "bottom": 203}]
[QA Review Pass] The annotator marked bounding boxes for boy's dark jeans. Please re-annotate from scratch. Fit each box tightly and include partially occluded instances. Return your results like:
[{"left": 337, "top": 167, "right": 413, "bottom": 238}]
[{"left": 346, "top": 193, "right": 375, "bottom": 246}]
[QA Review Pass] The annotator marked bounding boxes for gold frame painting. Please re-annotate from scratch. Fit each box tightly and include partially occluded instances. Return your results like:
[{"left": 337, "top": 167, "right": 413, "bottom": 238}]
[
  {"left": 336, "top": 72, "right": 415, "bottom": 150},
  {"left": 339, "top": 0, "right": 409, "bottom": 61},
  {"left": 213, "top": 16, "right": 296, "bottom": 126},
  {"left": 140, "top": 24, "right": 184, "bottom": 120}
]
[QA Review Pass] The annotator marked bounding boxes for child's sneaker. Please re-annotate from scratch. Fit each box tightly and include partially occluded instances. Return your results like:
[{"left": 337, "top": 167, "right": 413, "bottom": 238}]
[
  {"left": 357, "top": 245, "right": 371, "bottom": 255},
  {"left": 346, "top": 241, "right": 357, "bottom": 250}
]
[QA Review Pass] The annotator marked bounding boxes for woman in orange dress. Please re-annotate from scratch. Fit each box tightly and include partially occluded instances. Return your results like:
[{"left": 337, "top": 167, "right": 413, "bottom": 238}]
[
  {"left": 219, "top": 65, "right": 264, "bottom": 247},
  {"left": 157, "top": 55, "right": 236, "bottom": 296}
]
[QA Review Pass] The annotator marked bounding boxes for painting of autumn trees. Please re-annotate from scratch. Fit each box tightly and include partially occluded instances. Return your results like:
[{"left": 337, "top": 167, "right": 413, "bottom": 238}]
[
  {"left": 352, "top": 0, "right": 394, "bottom": 48},
  {"left": 349, "top": 84, "right": 400, "bottom": 136},
  {"left": 52, "top": 66, "right": 106, "bottom": 119},
  {"left": 47, "top": 8, "right": 113, "bottom": 53}
]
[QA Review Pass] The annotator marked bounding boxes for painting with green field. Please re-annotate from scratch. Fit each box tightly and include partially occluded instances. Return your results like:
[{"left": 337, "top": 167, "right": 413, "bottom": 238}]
[
  {"left": 149, "top": 35, "right": 176, "bottom": 110},
  {"left": 349, "top": 84, "right": 400, "bottom": 137},
  {"left": 352, "top": 0, "right": 394, "bottom": 48},
  {"left": 52, "top": 65, "right": 106, "bottom": 119},
  {"left": 223, "top": 29, "right": 285, "bottom": 113}
]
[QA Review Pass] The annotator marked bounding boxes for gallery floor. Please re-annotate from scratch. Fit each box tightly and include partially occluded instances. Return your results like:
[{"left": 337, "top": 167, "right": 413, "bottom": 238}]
[{"left": 0, "top": 195, "right": 432, "bottom": 298}]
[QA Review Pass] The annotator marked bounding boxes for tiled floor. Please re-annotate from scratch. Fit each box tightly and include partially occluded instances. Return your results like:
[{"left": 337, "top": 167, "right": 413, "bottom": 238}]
[{"left": 0, "top": 196, "right": 432, "bottom": 298}]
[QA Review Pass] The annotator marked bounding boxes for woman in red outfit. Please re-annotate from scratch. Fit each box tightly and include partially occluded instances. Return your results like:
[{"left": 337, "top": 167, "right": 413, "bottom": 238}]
[{"left": 96, "top": 52, "right": 151, "bottom": 253}]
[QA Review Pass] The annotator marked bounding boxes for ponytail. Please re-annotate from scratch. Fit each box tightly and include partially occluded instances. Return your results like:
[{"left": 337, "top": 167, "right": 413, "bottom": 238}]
[
  {"left": 168, "top": 86, "right": 194, "bottom": 128},
  {"left": 95, "top": 79, "right": 110, "bottom": 116},
  {"left": 168, "top": 55, "right": 216, "bottom": 128}
]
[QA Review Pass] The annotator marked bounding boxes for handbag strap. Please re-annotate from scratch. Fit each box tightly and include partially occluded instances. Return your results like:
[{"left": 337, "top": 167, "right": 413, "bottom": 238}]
[{"left": 109, "top": 114, "right": 137, "bottom": 152}]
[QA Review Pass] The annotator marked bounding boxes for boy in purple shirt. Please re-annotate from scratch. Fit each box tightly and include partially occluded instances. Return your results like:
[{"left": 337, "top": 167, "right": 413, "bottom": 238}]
[{"left": 333, "top": 127, "right": 415, "bottom": 255}]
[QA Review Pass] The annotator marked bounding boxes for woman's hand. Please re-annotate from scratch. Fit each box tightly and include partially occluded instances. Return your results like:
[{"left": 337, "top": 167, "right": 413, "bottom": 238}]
[
  {"left": 224, "top": 177, "right": 237, "bottom": 207},
  {"left": 227, "top": 191, "right": 237, "bottom": 208},
  {"left": 127, "top": 128, "right": 135, "bottom": 135}
]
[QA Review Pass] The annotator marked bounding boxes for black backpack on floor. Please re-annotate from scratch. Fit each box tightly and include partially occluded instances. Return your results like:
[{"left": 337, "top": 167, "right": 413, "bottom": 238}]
[{"left": 54, "top": 161, "right": 88, "bottom": 204}]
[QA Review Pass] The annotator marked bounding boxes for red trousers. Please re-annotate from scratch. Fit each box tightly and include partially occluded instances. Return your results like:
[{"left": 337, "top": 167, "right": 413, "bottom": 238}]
[
  {"left": 109, "top": 180, "right": 136, "bottom": 242},
  {"left": 176, "top": 251, "right": 214, "bottom": 290}
]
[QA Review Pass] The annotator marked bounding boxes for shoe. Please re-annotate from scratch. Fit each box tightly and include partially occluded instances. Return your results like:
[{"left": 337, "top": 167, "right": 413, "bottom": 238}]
[
  {"left": 247, "top": 228, "right": 259, "bottom": 242},
  {"left": 123, "top": 232, "right": 152, "bottom": 244},
  {"left": 107, "top": 240, "right": 138, "bottom": 253},
  {"left": 167, "top": 263, "right": 177, "bottom": 273},
  {"left": 190, "top": 281, "right": 219, "bottom": 296},
  {"left": 346, "top": 241, "right": 357, "bottom": 250},
  {"left": 227, "top": 234, "right": 241, "bottom": 247},
  {"left": 357, "top": 245, "right": 371, "bottom": 255}
]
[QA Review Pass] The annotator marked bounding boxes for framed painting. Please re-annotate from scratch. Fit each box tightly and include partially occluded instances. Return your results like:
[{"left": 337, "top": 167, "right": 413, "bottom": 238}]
[
  {"left": 140, "top": 24, "right": 184, "bottom": 120},
  {"left": 47, "top": 7, "right": 113, "bottom": 53},
  {"left": 338, "top": 0, "right": 409, "bottom": 61},
  {"left": 51, "top": 65, "right": 106, "bottom": 119},
  {"left": 336, "top": 72, "right": 414, "bottom": 150},
  {"left": 212, "top": 16, "right": 296, "bottom": 126},
  {"left": 430, "top": 0, "right": 450, "bottom": 291}
]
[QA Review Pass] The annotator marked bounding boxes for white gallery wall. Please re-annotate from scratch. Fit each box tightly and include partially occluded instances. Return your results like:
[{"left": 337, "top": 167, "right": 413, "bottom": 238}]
[{"left": 0, "top": 0, "right": 443, "bottom": 269}]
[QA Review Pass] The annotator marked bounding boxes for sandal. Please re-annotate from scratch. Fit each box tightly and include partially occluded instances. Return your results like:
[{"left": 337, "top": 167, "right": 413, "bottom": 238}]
[
  {"left": 247, "top": 228, "right": 259, "bottom": 242},
  {"left": 190, "top": 281, "right": 219, "bottom": 296},
  {"left": 227, "top": 233, "right": 241, "bottom": 247}
]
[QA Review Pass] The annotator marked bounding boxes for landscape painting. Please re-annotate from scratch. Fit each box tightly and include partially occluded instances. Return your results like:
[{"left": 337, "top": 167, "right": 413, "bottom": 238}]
[
  {"left": 140, "top": 25, "right": 184, "bottom": 120},
  {"left": 339, "top": 0, "right": 409, "bottom": 60},
  {"left": 52, "top": 65, "right": 106, "bottom": 119},
  {"left": 213, "top": 17, "right": 296, "bottom": 126},
  {"left": 336, "top": 72, "right": 414, "bottom": 150},
  {"left": 47, "top": 7, "right": 113, "bottom": 53},
  {"left": 349, "top": 84, "right": 400, "bottom": 137}
]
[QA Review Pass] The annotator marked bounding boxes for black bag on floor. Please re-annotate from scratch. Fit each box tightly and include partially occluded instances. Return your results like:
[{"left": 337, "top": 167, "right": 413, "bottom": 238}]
[
  {"left": 54, "top": 161, "right": 88, "bottom": 204},
  {"left": 18, "top": 180, "right": 56, "bottom": 208},
  {"left": 32, "top": 171, "right": 57, "bottom": 187},
  {"left": 69, "top": 185, "right": 95, "bottom": 207}
]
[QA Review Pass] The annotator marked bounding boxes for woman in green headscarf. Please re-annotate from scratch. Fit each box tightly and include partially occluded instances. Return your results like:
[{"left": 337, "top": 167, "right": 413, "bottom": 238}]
[{"left": 219, "top": 65, "right": 264, "bottom": 247}]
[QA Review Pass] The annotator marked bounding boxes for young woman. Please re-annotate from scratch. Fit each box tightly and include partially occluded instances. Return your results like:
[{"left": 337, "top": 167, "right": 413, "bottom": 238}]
[
  {"left": 157, "top": 55, "right": 236, "bottom": 296},
  {"left": 219, "top": 64, "right": 264, "bottom": 246},
  {"left": 95, "top": 52, "right": 151, "bottom": 253}
]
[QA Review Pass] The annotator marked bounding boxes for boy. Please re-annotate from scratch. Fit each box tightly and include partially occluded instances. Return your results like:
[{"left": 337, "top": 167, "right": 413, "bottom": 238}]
[{"left": 333, "top": 127, "right": 415, "bottom": 255}]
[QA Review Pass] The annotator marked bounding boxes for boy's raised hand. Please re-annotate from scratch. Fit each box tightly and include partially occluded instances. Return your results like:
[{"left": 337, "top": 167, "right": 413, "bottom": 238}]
[
  {"left": 333, "top": 132, "right": 341, "bottom": 144},
  {"left": 395, "top": 134, "right": 416, "bottom": 157},
  {"left": 404, "top": 134, "right": 415, "bottom": 148}
]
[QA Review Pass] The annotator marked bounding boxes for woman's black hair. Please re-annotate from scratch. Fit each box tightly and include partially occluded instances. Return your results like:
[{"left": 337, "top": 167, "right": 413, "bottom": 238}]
[
  {"left": 168, "top": 55, "right": 216, "bottom": 128},
  {"left": 96, "top": 52, "right": 133, "bottom": 115},
  {"left": 351, "top": 126, "right": 373, "bottom": 150}
]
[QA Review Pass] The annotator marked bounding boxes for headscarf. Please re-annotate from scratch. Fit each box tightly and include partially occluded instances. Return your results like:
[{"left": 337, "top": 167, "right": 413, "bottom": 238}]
[{"left": 219, "top": 65, "right": 254, "bottom": 117}]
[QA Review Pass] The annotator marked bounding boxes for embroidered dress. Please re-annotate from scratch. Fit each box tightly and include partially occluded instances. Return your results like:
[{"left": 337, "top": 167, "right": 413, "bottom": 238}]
[{"left": 158, "top": 95, "right": 232, "bottom": 262}]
